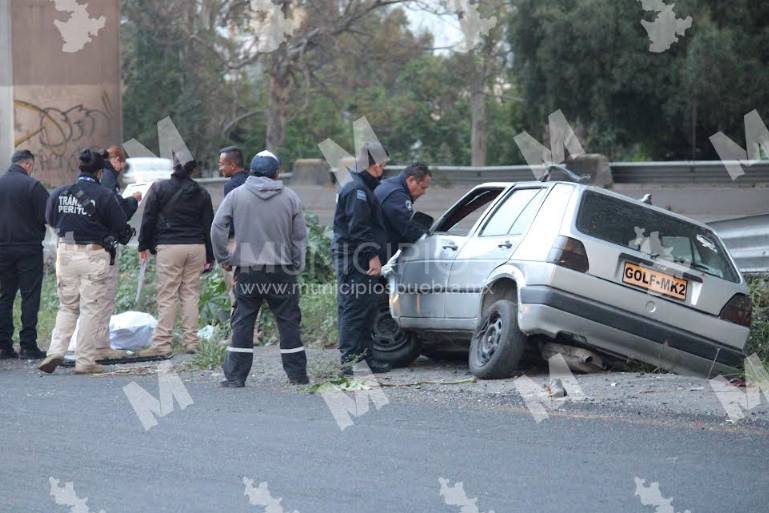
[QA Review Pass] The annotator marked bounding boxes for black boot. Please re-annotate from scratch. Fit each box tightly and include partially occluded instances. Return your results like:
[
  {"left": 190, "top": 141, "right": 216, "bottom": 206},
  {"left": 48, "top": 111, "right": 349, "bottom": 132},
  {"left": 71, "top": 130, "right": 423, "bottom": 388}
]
[
  {"left": 19, "top": 347, "right": 46, "bottom": 360},
  {"left": 0, "top": 347, "right": 18, "bottom": 360},
  {"left": 366, "top": 360, "right": 391, "bottom": 374}
]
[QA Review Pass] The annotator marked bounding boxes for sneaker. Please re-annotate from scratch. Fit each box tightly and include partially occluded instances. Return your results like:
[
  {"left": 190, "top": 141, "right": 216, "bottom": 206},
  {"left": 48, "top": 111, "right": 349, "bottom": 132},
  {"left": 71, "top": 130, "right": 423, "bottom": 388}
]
[
  {"left": 0, "top": 347, "right": 19, "bottom": 360},
  {"left": 138, "top": 346, "right": 173, "bottom": 358},
  {"left": 75, "top": 363, "right": 105, "bottom": 375},
  {"left": 289, "top": 374, "right": 310, "bottom": 385},
  {"left": 220, "top": 379, "right": 245, "bottom": 388},
  {"left": 19, "top": 347, "right": 47, "bottom": 360},
  {"left": 38, "top": 355, "right": 64, "bottom": 374}
]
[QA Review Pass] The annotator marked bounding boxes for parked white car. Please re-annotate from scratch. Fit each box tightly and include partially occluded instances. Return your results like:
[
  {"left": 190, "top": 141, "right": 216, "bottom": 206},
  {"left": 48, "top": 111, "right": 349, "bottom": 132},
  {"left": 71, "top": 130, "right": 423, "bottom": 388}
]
[{"left": 379, "top": 170, "right": 751, "bottom": 379}]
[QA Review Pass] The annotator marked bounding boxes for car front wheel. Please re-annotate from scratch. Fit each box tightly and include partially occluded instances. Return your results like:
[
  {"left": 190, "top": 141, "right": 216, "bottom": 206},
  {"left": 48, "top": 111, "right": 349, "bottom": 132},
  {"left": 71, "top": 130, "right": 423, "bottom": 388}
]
[
  {"left": 370, "top": 297, "right": 422, "bottom": 368},
  {"left": 469, "top": 299, "right": 526, "bottom": 379}
]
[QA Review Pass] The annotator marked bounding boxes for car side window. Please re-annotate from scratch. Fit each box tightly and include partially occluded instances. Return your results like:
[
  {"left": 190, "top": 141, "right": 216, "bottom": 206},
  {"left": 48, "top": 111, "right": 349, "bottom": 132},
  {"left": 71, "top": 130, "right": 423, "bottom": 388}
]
[
  {"left": 481, "top": 188, "right": 542, "bottom": 237},
  {"left": 508, "top": 189, "right": 546, "bottom": 235},
  {"left": 435, "top": 188, "right": 503, "bottom": 236}
]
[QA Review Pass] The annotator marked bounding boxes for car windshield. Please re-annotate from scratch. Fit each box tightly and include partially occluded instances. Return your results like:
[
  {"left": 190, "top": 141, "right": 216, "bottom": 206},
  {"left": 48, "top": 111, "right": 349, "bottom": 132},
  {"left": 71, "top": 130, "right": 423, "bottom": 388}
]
[{"left": 576, "top": 191, "right": 740, "bottom": 283}]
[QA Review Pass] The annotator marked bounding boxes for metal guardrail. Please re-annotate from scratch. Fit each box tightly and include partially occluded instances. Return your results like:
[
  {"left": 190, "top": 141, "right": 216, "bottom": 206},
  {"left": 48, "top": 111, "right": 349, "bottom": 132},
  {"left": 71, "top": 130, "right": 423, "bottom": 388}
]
[
  {"left": 386, "top": 161, "right": 769, "bottom": 184},
  {"left": 198, "top": 161, "right": 769, "bottom": 186},
  {"left": 612, "top": 161, "right": 769, "bottom": 184},
  {"left": 710, "top": 214, "right": 769, "bottom": 274}
]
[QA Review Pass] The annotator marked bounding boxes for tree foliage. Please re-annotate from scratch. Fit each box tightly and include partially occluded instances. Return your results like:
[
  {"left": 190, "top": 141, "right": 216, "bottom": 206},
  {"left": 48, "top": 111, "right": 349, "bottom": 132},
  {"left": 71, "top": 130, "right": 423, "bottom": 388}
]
[{"left": 510, "top": 0, "right": 769, "bottom": 160}]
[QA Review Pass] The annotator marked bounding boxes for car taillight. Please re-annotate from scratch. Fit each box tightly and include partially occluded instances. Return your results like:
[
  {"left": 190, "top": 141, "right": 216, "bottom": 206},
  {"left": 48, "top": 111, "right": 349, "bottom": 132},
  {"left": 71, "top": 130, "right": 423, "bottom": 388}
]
[
  {"left": 719, "top": 294, "right": 752, "bottom": 327},
  {"left": 547, "top": 236, "right": 589, "bottom": 273}
]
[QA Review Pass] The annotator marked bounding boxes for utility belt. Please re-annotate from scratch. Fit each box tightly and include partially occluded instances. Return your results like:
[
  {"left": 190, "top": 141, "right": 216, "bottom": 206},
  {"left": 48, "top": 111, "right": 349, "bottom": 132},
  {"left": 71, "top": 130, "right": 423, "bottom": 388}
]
[{"left": 57, "top": 237, "right": 120, "bottom": 265}]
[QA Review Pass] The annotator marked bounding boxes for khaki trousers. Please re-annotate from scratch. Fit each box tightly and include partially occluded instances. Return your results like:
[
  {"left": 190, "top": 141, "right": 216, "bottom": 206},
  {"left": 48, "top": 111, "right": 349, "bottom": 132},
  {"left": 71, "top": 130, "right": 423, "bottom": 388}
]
[
  {"left": 151, "top": 244, "right": 206, "bottom": 351},
  {"left": 48, "top": 245, "right": 112, "bottom": 368}
]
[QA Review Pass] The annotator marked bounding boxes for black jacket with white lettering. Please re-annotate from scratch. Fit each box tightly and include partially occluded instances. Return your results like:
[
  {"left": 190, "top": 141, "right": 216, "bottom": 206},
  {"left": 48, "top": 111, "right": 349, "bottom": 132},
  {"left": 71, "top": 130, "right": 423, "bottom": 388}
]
[
  {"left": 46, "top": 175, "right": 129, "bottom": 244},
  {"left": 0, "top": 165, "right": 50, "bottom": 249},
  {"left": 138, "top": 169, "right": 214, "bottom": 263}
]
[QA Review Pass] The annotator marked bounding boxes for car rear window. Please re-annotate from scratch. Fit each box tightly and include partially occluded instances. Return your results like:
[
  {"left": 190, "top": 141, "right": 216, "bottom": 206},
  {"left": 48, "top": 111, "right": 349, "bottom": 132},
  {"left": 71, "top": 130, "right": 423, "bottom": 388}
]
[{"left": 576, "top": 191, "right": 740, "bottom": 283}]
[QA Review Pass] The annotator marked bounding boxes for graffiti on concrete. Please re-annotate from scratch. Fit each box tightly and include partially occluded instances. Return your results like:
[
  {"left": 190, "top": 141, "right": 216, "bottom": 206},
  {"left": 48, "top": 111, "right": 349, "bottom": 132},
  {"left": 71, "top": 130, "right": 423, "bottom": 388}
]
[{"left": 13, "top": 94, "right": 114, "bottom": 181}]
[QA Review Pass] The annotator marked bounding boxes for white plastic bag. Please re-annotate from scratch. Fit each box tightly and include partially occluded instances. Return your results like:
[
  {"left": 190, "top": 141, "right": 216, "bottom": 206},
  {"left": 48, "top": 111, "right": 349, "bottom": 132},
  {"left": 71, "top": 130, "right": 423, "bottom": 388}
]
[{"left": 68, "top": 311, "right": 157, "bottom": 352}]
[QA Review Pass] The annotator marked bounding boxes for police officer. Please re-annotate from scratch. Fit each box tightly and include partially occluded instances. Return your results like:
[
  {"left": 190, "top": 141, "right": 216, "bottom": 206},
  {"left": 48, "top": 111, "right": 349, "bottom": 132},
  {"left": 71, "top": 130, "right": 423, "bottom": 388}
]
[
  {"left": 212, "top": 150, "right": 309, "bottom": 387},
  {"left": 138, "top": 158, "right": 214, "bottom": 357},
  {"left": 374, "top": 162, "right": 432, "bottom": 259},
  {"left": 332, "top": 142, "right": 391, "bottom": 374},
  {"left": 219, "top": 146, "right": 248, "bottom": 197},
  {"left": 0, "top": 150, "right": 50, "bottom": 360},
  {"left": 103, "top": 145, "right": 142, "bottom": 219},
  {"left": 218, "top": 146, "right": 249, "bottom": 315},
  {"left": 39, "top": 148, "right": 133, "bottom": 374},
  {"left": 97, "top": 145, "right": 144, "bottom": 362}
]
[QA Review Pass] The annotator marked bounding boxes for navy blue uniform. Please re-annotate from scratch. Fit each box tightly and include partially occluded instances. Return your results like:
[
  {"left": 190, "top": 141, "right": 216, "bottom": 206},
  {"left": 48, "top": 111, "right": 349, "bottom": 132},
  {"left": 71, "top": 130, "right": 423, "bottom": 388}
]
[
  {"left": 0, "top": 164, "right": 50, "bottom": 353},
  {"left": 47, "top": 175, "right": 129, "bottom": 247},
  {"left": 332, "top": 171, "right": 387, "bottom": 365},
  {"left": 101, "top": 162, "right": 139, "bottom": 220},
  {"left": 374, "top": 175, "right": 427, "bottom": 259},
  {"left": 223, "top": 170, "right": 249, "bottom": 197}
]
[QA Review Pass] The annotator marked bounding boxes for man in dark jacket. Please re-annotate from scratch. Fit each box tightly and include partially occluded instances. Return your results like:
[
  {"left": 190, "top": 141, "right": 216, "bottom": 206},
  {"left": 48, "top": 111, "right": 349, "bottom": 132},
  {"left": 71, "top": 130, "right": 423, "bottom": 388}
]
[
  {"left": 0, "top": 150, "right": 50, "bottom": 360},
  {"left": 39, "top": 148, "right": 133, "bottom": 374},
  {"left": 332, "top": 143, "right": 391, "bottom": 374},
  {"left": 374, "top": 162, "right": 432, "bottom": 259},
  {"left": 219, "top": 146, "right": 248, "bottom": 197},
  {"left": 138, "top": 158, "right": 214, "bottom": 356}
]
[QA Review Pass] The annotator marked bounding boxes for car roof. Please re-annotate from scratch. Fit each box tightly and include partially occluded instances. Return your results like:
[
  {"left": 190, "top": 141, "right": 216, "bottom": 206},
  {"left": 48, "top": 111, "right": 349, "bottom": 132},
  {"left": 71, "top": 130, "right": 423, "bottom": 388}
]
[{"left": 469, "top": 181, "right": 716, "bottom": 232}]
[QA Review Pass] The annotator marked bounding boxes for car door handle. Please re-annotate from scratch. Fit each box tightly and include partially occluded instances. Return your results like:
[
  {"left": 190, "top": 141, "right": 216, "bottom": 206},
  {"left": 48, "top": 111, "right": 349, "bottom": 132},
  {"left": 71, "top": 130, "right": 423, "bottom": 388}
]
[
  {"left": 497, "top": 240, "right": 513, "bottom": 249},
  {"left": 442, "top": 242, "right": 458, "bottom": 251}
]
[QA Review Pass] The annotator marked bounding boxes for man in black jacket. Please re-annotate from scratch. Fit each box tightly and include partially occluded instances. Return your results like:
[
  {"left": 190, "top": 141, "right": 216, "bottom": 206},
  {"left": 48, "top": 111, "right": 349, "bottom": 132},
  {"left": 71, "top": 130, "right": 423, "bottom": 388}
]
[
  {"left": 219, "top": 146, "right": 248, "bottom": 197},
  {"left": 0, "top": 150, "right": 50, "bottom": 360},
  {"left": 332, "top": 143, "right": 391, "bottom": 374},
  {"left": 39, "top": 148, "right": 132, "bottom": 374},
  {"left": 138, "top": 159, "right": 214, "bottom": 356},
  {"left": 374, "top": 162, "right": 432, "bottom": 259}
]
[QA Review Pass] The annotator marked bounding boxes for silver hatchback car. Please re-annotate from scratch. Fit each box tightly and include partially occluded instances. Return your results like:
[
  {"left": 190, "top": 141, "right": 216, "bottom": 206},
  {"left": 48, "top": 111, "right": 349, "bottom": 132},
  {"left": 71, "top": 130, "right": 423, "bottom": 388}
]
[{"left": 380, "top": 175, "right": 752, "bottom": 379}]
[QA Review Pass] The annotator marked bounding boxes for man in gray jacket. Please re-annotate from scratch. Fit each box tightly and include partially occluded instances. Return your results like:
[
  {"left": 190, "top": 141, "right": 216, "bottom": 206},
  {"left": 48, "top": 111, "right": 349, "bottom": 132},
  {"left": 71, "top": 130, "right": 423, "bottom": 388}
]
[{"left": 211, "top": 150, "right": 309, "bottom": 387}]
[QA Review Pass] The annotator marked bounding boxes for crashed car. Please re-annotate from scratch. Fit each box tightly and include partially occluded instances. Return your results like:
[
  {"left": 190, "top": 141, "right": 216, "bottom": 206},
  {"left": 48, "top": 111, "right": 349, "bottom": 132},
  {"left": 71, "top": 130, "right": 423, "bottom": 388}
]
[{"left": 378, "top": 170, "right": 751, "bottom": 378}]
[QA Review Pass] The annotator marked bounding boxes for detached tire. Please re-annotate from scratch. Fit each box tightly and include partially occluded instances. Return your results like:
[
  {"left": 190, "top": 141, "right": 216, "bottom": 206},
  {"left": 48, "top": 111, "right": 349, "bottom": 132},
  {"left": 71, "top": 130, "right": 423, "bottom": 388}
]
[
  {"left": 469, "top": 299, "right": 526, "bottom": 379},
  {"left": 371, "top": 297, "right": 422, "bottom": 368}
]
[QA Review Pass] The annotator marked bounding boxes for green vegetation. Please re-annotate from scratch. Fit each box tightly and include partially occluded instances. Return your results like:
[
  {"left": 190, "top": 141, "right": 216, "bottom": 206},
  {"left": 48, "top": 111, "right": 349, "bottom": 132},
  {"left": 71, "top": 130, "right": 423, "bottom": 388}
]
[{"left": 746, "top": 275, "right": 769, "bottom": 365}]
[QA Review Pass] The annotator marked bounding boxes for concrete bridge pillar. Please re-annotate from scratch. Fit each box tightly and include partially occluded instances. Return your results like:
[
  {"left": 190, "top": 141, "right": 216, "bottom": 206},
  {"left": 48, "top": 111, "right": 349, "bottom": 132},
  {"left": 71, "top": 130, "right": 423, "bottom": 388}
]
[{"left": 0, "top": 0, "right": 13, "bottom": 168}]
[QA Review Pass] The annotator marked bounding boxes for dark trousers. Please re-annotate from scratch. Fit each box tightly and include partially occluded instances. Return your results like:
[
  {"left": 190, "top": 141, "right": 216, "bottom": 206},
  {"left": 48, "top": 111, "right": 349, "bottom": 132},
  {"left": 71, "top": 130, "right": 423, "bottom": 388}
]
[
  {"left": 0, "top": 246, "right": 44, "bottom": 351},
  {"left": 336, "top": 262, "right": 380, "bottom": 365},
  {"left": 224, "top": 268, "right": 306, "bottom": 383}
]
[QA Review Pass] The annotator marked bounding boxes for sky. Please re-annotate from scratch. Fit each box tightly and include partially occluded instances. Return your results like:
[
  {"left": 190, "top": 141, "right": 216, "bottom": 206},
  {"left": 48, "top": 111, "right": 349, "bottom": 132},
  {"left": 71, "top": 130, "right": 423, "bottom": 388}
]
[{"left": 403, "top": 3, "right": 466, "bottom": 50}]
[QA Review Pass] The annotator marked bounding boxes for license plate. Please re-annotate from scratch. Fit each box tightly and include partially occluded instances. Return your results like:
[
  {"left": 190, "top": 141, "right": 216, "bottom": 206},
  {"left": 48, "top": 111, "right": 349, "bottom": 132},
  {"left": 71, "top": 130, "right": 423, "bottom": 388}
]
[{"left": 622, "top": 262, "right": 688, "bottom": 301}]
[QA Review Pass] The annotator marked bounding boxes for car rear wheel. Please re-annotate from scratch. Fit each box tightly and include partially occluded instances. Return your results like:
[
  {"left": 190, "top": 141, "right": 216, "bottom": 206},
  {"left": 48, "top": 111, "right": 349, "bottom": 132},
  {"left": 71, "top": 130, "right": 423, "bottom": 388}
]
[
  {"left": 370, "top": 298, "right": 422, "bottom": 368},
  {"left": 469, "top": 299, "right": 526, "bottom": 379}
]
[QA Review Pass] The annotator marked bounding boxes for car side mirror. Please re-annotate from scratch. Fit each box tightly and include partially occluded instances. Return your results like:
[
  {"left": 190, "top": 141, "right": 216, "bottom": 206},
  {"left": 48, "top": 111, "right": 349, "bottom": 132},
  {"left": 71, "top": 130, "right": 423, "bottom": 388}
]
[{"left": 412, "top": 211, "right": 434, "bottom": 232}]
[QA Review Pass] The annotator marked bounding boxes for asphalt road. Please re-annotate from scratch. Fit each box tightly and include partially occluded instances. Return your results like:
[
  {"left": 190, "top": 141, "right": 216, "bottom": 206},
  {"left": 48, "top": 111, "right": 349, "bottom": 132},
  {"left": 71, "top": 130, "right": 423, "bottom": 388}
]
[{"left": 1, "top": 364, "right": 768, "bottom": 513}]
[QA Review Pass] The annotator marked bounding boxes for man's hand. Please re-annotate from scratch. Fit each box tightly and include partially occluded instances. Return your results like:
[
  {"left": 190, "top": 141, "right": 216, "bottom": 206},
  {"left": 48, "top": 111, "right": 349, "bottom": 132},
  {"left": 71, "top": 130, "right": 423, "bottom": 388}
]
[
  {"left": 367, "top": 256, "right": 382, "bottom": 277},
  {"left": 132, "top": 191, "right": 143, "bottom": 202},
  {"left": 222, "top": 264, "right": 233, "bottom": 272},
  {"left": 203, "top": 262, "right": 213, "bottom": 274},
  {"left": 139, "top": 250, "right": 150, "bottom": 265}
]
